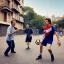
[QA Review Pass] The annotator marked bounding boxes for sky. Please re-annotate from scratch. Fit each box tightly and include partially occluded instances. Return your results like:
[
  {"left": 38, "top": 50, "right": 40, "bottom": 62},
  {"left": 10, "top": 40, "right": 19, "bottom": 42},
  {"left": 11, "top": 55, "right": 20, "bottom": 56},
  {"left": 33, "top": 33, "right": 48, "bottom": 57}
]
[{"left": 24, "top": 0, "right": 64, "bottom": 17}]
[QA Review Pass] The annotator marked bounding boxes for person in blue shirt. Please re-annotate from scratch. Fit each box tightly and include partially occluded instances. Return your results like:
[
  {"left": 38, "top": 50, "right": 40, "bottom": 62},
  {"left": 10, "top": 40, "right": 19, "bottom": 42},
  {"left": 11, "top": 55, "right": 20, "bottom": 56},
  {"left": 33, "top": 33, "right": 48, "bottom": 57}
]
[
  {"left": 4, "top": 19, "right": 18, "bottom": 57},
  {"left": 36, "top": 18, "right": 61, "bottom": 62},
  {"left": 25, "top": 24, "right": 33, "bottom": 50}
]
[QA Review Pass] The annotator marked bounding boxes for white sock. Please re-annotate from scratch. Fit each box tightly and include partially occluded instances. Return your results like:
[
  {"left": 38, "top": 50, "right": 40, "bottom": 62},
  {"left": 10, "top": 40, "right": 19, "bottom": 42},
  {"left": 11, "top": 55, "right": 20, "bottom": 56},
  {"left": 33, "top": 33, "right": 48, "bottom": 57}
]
[{"left": 28, "top": 45, "right": 29, "bottom": 47}]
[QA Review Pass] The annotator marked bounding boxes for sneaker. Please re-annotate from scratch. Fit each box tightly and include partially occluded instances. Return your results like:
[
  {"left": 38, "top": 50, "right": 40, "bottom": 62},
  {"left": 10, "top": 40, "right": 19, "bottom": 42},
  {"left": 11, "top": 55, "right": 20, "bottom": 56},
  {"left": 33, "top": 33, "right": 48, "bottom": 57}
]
[
  {"left": 36, "top": 54, "right": 42, "bottom": 60},
  {"left": 11, "top": 51, "right": 16, "bottom": 53},
  {"left": 26, "top": 47, "right": 30, "bottom": 50},
  {"left": 51, "top": 54, "right": 54, "bottom": 62},
  {"left": 4, "top": 53, "right": 9, "bottom": 57}
]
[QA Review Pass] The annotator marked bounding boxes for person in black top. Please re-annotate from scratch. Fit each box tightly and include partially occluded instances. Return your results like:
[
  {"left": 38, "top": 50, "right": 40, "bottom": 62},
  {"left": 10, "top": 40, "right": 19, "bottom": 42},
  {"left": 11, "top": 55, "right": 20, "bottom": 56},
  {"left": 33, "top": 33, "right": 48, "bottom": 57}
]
[{"left": 25, "top": 24, "right": 33, "bottom": 49}]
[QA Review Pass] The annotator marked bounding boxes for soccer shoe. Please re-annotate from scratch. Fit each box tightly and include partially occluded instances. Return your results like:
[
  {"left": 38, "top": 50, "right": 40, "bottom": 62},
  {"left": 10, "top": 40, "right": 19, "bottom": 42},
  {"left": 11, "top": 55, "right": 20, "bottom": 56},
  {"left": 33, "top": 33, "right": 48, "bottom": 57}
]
[
  {"left": 51, "top": 54, "right": 54, "bottom": 62},
  {"left": 36, "top": 54, "right": 42, "bottom": 60},
  {"left": 11, "top": 51, "right": 16, "bottom": 53},
  {"left": 4, "top": 53, "right": 9, "bottom": 57},
  {"left": 26, "top": 47, "right": 30, "bottom": 50}
]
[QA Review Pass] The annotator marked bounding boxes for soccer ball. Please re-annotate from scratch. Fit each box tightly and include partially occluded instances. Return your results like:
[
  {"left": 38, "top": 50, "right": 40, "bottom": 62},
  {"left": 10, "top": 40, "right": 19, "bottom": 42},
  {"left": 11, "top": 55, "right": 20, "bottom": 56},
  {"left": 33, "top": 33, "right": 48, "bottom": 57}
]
[{"left": 35, "top": 39, "right": 41, "bottom": 45}]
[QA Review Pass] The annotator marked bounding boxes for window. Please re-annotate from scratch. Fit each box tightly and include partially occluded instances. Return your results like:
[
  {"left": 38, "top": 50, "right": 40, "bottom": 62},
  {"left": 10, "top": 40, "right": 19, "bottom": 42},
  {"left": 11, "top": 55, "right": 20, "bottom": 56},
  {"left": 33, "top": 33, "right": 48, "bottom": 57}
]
[{"left": 4, "top": 12, "right": 7, "bottom": 22}]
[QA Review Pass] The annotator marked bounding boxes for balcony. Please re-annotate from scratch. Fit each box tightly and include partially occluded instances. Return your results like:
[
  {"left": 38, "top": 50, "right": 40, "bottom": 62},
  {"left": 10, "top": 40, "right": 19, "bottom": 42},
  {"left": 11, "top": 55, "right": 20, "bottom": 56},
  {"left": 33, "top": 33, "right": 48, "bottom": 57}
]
[
  {"left": 12, "top": 7, "right": 20, "bottom": 13},
  {"left": 0, "top": 21, "right": 10, "bottom": 26},
  {"left": 20, "top": 14, "right": 24, "bottom": 17},
  {"left": 14, "top": 0, "right": 20, "bottom": 5},
  {"left": 16, "top": 19, "right": 24, "bottom": 24},
  {"left": 12, "top": 18, "right": 24, "bottom": 24},
  {"left": 0, "top": 0, "right": 11, "bottom": 12},
  {"left": 12, "top": 2, "right": 20, "bottom": 13},
  {"left": 2, "top": 6, "right": 12, "bottom": 12}
]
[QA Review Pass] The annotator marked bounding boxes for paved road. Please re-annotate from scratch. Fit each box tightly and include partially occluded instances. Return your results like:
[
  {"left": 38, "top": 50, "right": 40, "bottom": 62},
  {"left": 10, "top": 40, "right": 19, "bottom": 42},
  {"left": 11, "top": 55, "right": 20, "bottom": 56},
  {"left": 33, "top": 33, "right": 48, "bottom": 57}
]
[{"left": 0, "top": 35, "right": 64, "bottom": 64}]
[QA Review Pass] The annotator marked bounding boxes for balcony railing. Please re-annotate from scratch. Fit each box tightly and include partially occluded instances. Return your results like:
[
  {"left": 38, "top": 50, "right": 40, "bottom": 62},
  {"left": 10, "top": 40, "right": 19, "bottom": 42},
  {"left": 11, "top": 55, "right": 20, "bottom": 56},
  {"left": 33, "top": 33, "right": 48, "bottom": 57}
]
[
  {"left": 12, "top": 1, "right": 20, "bottom": 13},
  {"left": 2, "top": 6, "right": 12, "bottom": 12},
  {"left": 0, "top": 0, "right": 11, "bottom": 12},
  {"left": 12, "top": 18, "right": 24, "bottom": 24},
  {"left": 16, "top": 19, "right": 24, "bottom": 24},
  {"left": 12, "top": 6, "right": 20, "bottom": 13},
  {"left": 14, "top": 0, "right": 20, "bottom": 5}
]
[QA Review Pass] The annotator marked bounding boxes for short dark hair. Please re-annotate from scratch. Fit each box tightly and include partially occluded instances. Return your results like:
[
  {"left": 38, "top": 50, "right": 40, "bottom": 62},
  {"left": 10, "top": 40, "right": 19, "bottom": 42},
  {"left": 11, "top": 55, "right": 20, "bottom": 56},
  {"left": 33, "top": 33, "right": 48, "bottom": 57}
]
[
  {"left": 45, "top": 18, "right": 51, "bottom": 24},
  {"left": 11, "top": 19, "right": 16, "bottom": 24}
]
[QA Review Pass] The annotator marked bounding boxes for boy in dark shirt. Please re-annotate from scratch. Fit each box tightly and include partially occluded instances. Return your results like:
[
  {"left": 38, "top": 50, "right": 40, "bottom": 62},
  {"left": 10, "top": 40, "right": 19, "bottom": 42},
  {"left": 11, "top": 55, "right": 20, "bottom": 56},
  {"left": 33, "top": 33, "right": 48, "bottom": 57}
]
[{"left": 25, "top": 24, "right": 33, "bottom": 49}]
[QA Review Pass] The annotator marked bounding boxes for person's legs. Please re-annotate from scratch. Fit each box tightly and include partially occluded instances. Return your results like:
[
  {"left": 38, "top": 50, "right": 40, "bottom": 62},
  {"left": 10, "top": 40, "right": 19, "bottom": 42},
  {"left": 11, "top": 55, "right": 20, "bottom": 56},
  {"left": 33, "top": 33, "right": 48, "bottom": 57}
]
[
  {"left": 47, "top": 44, "right": 52, "bottom": 54},
  {"left": 11, "top": 40, "right": 16, "bottom": 53},
  {"left": 36, "top": 44, "right": 43, "bottom": 60},
  {"left": 36, "top": 38, "right": 47, "bottom": 60},
  {"left": 4, "top": 41, "right": 11, "bottom": 56},
  {"left": 27, "top": 42, "right": 30, "bottom": 48},
  {"left": 26, "top": 37, "right": 29, "bottom": 48},
  {"left": 26, "top": 42, "right": 30, "bottom": 49},
  {"left": 40, "top": 44, "right": 43, "bottom": 55},
  {"left": 26, "top": 37, "right": 32, "bottom": 49},
  {"left": 47, "top": 44, "right": 54, "bottom": 62}
]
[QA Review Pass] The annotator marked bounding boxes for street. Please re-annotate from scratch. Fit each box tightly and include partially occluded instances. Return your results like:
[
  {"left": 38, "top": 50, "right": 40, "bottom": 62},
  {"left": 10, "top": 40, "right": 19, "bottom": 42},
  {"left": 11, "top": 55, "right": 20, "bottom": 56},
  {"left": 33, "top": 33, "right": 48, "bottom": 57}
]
[{"left": 0, "top": 35, "right": 64, "bottom": 64}]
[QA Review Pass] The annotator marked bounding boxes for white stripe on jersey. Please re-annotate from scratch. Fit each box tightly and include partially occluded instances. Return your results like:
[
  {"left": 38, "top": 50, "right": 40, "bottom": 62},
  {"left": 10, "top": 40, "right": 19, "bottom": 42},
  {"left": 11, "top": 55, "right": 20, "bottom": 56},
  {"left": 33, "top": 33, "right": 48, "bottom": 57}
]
[{"left": 44, "top": 28, "right": 52, "bottom": 33}]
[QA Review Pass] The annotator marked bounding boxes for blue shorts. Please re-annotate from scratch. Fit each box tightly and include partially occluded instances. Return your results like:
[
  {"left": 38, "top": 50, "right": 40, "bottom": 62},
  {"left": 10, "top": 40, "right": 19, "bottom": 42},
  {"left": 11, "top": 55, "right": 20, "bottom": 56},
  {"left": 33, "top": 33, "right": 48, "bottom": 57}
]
[{"left": 41, "top": 37, "right": 53, "bottom": 46}]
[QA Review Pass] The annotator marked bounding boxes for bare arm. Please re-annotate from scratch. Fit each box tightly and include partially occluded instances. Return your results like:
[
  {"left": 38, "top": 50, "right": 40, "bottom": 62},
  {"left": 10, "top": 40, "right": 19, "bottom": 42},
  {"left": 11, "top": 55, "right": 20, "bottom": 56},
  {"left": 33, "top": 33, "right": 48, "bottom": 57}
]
[
  {"left": 55, "top": 31, "right": 60, "bottom": 41},
  {"left": 55, "top": 31, "right": 61, "bottom": 46},
  {"left": 8, "top": 29, "right": 19, "bottom": 36}
]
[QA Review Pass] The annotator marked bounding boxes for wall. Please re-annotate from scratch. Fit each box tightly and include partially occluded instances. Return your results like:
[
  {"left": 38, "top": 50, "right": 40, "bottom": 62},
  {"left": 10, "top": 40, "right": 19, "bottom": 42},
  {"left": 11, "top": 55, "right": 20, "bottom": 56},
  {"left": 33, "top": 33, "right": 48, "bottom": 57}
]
[
  {"left": 0, "top": 0, "right": 24, "bottom": 36},
  {"left": 0, "top": 11, "right": 4, "bottom": 21},
  {"left": 15, "top": 22, "right": 23, "bottom": 29},
  {"left": 0, "top": 24, "right": 24, "bottom": 36},
  {"left": 0, "top": 24, "right": 9, "bottom": 36}
]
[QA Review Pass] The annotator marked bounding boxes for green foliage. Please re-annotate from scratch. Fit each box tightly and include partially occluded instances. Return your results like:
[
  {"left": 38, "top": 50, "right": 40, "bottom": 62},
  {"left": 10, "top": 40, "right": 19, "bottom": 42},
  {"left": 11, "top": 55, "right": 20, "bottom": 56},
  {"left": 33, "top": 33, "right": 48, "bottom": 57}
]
[
  {"left": 24, "top": 6, "right": 35, "bottom": 25},
  {"left": 52, "top": 19, "right": 64, "bottom": 28},
  {"left": 24, "top": 6, "right": 34, "bottom": 12},
  {"left": 56, "top": 20, "right": 64, "bottom": 28},
  {"left": 23, "top": 6, "right": 45, "bottom": 33}
]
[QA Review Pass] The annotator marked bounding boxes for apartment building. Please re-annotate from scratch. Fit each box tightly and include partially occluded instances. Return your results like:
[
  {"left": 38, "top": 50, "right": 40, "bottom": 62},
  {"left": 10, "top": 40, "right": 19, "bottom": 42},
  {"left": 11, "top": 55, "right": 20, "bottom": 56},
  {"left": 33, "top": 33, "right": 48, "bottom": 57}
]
[{"left": 0, "top": 0, "right": 24, "bottom": 36}]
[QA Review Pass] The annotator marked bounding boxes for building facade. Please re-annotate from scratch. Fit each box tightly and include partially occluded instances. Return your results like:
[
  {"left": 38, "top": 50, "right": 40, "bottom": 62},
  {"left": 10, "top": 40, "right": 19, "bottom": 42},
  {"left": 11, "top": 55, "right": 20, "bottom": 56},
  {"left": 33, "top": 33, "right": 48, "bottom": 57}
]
[
  {"left": 51, "top": 14, "right": 62, "bottom": 22},
  {"left": 0, "top": 0, "right": 24, "bottom": 36}
]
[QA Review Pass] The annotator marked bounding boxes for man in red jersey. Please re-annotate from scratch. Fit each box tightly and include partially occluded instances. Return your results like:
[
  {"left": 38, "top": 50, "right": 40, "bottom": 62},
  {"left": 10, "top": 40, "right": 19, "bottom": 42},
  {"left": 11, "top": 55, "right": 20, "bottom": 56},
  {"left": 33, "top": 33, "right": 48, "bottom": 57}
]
[{"left": 36, "top": 18, "right": 61, "bottom": 62}]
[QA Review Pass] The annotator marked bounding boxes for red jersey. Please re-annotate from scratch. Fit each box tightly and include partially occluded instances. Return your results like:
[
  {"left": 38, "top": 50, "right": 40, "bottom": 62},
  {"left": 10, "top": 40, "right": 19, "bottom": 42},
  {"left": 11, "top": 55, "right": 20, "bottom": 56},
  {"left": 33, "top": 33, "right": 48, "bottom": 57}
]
[{"left": 44, "top": 25, "right": 52, "bottom": 36}]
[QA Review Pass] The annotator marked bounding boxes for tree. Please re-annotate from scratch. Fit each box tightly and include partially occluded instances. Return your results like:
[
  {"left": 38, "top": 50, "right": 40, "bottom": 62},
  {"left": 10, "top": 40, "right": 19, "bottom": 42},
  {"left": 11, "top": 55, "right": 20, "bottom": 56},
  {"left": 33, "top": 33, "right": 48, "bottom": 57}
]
[
  {"left": 24, "top": 6, "right": 35, "bottom": 25},
  {"left": 23, "top": 6, "right": 46, "bottom": 34},
  {"left": 56, "top": 20, "right": 64, "bottom": 28},
  {"left": 52, "top": 19, "right": 64, "bottom": 28}
]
